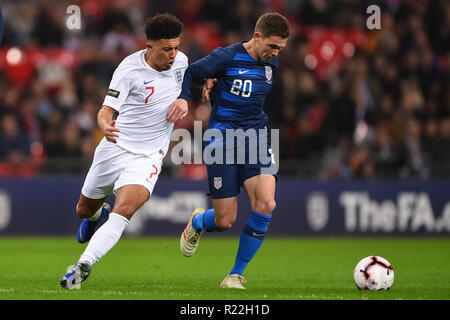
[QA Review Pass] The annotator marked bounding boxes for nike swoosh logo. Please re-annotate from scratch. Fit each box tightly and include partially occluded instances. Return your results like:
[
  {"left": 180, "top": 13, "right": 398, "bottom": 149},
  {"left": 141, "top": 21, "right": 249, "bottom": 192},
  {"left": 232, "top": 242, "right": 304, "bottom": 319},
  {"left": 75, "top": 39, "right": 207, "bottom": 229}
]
[
  {"left": 238, "top": 69, "right": 250, "bottom": 74},
  {"left": 144, "top": 80, "right": 154, "bottom": 84},
  {"left": 252, "top": 232, "right": 264, "bottom": 237}
]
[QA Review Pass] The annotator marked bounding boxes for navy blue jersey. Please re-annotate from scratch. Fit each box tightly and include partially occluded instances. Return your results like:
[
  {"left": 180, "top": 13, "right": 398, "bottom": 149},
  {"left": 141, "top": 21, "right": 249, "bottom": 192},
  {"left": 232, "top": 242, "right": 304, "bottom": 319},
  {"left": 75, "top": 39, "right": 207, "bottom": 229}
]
[{"left": 178, "top": 42, "right": 278, "bottom": 131}]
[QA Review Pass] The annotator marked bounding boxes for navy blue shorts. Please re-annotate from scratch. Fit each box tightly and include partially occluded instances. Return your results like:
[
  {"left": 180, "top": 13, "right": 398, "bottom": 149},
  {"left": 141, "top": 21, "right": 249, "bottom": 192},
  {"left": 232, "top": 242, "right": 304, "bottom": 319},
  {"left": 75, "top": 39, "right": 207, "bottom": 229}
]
[{"left": 204, "top": 131, "right": 278, "bottom": 199}]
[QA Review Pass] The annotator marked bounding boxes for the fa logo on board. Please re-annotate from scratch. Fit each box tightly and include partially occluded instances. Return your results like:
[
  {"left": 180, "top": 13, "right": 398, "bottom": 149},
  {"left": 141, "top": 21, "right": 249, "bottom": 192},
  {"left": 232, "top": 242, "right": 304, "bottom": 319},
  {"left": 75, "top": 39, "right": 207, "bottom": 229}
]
[
  {"left": 66, "top": 5, "right": 81, "bottom": 30},
  {"left": 366, "top": 5, "right": 381, "bottom": 30}
]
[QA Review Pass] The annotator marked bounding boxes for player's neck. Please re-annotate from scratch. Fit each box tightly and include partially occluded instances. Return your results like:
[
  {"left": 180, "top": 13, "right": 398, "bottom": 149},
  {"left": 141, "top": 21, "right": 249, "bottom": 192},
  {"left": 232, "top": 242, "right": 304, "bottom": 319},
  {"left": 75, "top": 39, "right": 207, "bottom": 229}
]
[
  {"left": 243, "top": 40, "right": 260, "bottom": 61},
  {"left": 144, "top": 51, "right": 162, "bottom": 72}
]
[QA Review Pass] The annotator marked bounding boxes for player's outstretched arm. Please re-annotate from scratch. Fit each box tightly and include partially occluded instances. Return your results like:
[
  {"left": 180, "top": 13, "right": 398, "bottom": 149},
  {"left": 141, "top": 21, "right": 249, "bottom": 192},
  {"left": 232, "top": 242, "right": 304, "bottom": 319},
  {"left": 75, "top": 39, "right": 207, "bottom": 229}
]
[
  {"left": 97, "top": 105, "right": 120, "bottom": 143},
  {"left": 178, "top": 47, "right": 231, "bottom": 103},
  {"left": 167, "top": 98, "right": 188, "bottom": 123}
]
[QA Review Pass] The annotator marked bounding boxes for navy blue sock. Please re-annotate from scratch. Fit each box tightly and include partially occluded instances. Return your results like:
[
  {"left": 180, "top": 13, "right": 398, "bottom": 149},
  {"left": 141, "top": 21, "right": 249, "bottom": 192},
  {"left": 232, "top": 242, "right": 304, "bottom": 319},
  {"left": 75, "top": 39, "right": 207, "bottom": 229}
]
[
  {"left": 192, "top": 209, "right": 217, "bottom": 232},
  {"left": 230, "top": 210, "right": 271, "bottom": 275}
]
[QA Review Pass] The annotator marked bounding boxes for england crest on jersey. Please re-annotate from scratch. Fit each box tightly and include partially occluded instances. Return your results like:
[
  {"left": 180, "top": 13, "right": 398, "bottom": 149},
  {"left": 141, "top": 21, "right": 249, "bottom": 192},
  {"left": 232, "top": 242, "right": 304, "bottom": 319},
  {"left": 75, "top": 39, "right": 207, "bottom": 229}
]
[
  {"left": 173, "top": 67, "right": 184, "bottom": 84},
  {"left": 265, "top": 66, "right": 272, "bottom": 83},
  {"left": 214, "top": 177, "right": 222, "bottom": 189}
]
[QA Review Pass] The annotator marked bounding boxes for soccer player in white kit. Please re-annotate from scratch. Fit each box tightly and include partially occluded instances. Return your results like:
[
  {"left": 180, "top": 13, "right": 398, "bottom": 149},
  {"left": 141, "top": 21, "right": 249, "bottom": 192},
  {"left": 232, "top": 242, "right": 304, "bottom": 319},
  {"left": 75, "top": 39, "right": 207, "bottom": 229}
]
[{"left": 60, "top": 13, "right": 188, "bottom": 289}]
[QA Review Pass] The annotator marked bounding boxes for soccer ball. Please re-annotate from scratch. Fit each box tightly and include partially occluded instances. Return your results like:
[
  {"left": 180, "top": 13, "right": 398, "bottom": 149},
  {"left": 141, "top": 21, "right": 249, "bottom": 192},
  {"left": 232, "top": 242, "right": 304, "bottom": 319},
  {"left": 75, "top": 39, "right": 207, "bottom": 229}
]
[{"left": 354, "top": 256, "right": 394, "bottom": 290}]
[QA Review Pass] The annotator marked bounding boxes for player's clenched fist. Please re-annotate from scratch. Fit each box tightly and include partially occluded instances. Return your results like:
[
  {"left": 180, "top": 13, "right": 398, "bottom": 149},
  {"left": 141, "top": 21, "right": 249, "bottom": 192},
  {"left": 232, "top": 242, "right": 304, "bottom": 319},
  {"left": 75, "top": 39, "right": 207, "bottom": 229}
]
[
  {"left": 97, "top": 105, "right": 120, "bottom": 143},
  {"left": 167, "top": 98, "right": 188, "bottom": 123}
]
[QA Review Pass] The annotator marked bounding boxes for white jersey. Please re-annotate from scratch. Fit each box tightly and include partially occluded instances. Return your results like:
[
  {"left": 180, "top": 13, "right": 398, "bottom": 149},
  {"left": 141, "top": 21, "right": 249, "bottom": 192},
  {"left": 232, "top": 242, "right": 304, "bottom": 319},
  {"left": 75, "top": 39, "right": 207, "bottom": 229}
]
[{"left": 102, "top": 49, "right": 188, "bottom": 156}]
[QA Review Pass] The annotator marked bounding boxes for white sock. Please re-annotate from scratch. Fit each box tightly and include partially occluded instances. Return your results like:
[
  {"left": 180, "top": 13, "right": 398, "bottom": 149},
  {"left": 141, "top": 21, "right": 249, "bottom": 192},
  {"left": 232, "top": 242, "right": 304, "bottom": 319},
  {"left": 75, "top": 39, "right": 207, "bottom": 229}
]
[{"left": 79, "top": 213, "right": 129, "bottom": 266}]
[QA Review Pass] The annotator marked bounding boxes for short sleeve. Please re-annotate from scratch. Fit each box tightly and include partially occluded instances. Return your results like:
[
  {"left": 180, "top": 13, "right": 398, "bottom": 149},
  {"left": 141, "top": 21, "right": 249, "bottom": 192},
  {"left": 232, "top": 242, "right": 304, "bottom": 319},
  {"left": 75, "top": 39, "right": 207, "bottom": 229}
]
[{"left": 102, "top": 66, "right": 134, "bottom": 112}]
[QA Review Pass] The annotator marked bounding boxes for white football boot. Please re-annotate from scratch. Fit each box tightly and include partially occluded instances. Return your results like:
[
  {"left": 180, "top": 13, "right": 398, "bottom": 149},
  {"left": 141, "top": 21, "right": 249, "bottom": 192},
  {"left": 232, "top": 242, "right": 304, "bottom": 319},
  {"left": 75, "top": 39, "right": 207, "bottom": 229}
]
[
  {"left": 180, "top": 208, "right": 205, "bottom": 257},
  {"left": 220, "top": 274, "right": 246, "bottom": 289}
]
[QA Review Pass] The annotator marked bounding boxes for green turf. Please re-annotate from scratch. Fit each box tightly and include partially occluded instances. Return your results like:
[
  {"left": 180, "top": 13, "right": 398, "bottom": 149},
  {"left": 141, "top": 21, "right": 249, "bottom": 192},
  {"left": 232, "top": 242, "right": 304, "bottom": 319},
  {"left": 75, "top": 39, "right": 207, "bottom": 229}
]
[{"left": 0, "top": 237, "right": 448, "bottom": 300}]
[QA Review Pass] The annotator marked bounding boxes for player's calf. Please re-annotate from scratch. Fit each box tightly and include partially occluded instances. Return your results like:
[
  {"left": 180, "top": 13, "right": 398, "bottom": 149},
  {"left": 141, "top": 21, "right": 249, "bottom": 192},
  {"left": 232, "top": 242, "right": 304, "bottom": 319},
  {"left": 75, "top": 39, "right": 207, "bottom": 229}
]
[
  {"left": 212, "top": 203, "right": 237, "bottom": 231},
  {"left": 76, "top": 195, "right": 108, "bottom": 219},
  {"left": 77, "top": 203, "right": 111, "bottom": 243},
  {"left": 214, "top": 216, "right": 236, "bottom": 231}
]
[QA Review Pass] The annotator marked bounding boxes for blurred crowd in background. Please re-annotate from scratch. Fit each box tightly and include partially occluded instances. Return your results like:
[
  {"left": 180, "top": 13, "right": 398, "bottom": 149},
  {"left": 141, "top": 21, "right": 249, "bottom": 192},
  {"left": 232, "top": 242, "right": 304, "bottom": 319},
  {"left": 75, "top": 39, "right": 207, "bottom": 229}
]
[{"left": 0, "top": 0, "right": 449, "bottom": 180}]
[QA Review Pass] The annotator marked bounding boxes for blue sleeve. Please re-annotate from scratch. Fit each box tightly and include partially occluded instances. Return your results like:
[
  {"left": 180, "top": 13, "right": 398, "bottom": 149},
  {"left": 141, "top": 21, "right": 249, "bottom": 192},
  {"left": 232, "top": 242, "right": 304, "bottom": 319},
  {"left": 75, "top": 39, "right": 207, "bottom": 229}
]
[{"left": 178, "top": 47, "right": 232, "bottom": 101}]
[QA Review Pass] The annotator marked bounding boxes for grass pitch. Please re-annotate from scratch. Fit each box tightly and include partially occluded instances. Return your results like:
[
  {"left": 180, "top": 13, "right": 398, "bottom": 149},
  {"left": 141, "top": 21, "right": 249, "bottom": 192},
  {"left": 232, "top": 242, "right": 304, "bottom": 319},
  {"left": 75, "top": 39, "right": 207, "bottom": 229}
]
[{"left": 0, "top": 237, "right": 449, "bottom": 300}]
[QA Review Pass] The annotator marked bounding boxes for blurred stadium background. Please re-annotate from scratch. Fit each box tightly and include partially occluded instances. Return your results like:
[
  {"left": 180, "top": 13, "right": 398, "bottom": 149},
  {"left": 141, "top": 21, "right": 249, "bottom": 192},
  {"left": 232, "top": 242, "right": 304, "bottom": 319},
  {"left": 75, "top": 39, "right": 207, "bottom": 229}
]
[{"left": 0, "top": 0, "right": 449, "bottom": 238}]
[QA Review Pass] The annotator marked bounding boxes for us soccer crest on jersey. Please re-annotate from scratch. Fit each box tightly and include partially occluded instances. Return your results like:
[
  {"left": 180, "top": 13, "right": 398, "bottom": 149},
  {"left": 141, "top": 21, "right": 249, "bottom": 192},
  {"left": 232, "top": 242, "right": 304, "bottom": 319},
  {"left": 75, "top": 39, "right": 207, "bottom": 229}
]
[
  {"left": 265, "top": 66, "right": 272, "bottom": 83},
  {"left": 214, "top": 177, "right": 222, "bottom": 190}
]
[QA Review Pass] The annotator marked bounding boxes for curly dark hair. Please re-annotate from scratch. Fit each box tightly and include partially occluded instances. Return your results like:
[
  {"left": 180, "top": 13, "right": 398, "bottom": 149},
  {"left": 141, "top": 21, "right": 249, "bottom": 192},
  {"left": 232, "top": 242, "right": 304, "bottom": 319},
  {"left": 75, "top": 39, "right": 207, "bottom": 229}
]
[{"left": 144, "top": 13, "right": 183, "bottom": 41}]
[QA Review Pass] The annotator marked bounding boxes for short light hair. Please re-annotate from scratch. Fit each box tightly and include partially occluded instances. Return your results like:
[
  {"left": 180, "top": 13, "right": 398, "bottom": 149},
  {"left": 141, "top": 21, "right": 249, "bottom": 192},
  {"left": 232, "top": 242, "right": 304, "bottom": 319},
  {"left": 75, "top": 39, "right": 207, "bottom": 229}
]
[{"left": 255, "top": 12, "right": 290, "bottom": 39}]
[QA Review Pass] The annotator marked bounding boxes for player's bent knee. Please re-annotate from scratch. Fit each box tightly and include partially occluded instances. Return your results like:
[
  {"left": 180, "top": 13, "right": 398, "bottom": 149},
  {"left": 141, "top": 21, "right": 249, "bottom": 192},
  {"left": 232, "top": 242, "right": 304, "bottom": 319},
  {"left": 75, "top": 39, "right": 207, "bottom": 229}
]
[{"left": 254, "top": 199, "right": 276, "bottom": 216}]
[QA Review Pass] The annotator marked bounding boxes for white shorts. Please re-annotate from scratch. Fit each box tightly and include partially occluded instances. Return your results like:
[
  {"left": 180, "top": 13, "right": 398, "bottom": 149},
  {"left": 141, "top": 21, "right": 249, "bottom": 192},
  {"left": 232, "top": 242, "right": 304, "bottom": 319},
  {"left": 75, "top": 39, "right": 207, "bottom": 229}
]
[{"left": 81, "top": 140, "right": 163, "bottom": 199}]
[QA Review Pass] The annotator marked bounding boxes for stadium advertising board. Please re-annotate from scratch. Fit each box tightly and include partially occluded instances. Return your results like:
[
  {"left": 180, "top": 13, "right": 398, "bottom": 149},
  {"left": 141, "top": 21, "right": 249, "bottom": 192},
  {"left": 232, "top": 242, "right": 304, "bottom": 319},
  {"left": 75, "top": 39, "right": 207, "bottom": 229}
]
[{"left": 0, "top": 177, "right": 449, "bottom": 236}]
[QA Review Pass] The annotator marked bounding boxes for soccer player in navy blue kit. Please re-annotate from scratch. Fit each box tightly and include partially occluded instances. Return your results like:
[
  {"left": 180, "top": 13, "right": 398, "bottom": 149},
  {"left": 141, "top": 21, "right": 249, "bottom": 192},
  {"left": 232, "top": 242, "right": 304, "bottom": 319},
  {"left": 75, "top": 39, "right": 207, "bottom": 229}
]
[{"left": 168, "top": 12, "right": 289, "bottom": 289}]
